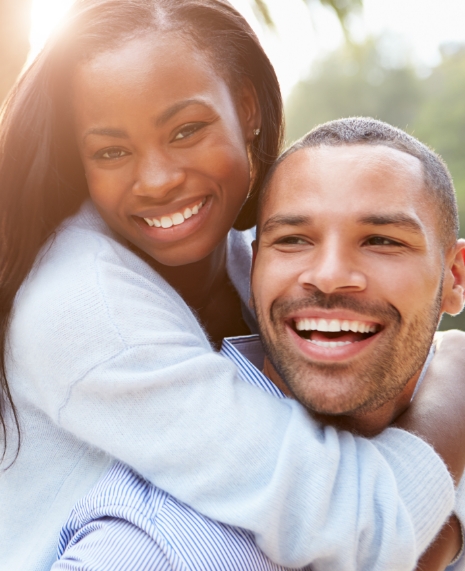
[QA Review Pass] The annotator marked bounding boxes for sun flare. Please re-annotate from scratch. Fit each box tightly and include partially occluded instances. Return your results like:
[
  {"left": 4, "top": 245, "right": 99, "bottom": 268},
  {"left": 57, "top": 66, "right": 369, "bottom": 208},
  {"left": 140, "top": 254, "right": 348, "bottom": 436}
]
[{"left": 29, "top": 0, "right": 75, "bottom": 60}]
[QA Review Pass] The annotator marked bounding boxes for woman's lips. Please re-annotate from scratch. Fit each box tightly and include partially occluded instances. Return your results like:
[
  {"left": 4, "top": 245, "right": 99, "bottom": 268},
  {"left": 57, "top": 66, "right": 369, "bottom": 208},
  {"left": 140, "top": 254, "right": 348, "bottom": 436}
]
[
  {"left": 141, "top": 197, "right": 207, "bottom": 229},
  {"left": 133, "top": 196, "right": 211, "bottom": 243}
]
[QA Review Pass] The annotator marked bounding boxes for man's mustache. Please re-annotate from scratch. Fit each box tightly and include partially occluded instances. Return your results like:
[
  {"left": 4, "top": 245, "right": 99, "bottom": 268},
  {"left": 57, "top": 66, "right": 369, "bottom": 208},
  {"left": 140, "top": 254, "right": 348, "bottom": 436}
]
[{"left": 269, "top": 291, "right": 401, "bottom": 326}]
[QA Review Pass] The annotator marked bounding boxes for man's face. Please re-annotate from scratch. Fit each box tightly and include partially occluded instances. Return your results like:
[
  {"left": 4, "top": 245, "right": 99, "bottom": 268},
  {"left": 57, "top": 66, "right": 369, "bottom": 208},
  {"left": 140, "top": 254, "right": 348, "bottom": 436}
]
[{"left": 252, "top": 144, "right": 459, "bottom": 417}]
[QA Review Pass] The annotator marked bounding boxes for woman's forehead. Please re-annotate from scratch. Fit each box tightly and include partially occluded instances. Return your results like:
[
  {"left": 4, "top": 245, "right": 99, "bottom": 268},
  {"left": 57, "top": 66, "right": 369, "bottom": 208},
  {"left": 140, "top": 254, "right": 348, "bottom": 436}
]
[{"left": 71, "top": 33, "right": 234, "bottom": 123}]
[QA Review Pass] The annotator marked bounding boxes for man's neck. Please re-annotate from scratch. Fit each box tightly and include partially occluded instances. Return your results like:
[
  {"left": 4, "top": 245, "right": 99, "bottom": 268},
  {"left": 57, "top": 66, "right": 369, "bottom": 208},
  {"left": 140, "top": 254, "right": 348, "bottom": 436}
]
[{"left": 263, "top": 357, "right": 423, "bottom": 437}]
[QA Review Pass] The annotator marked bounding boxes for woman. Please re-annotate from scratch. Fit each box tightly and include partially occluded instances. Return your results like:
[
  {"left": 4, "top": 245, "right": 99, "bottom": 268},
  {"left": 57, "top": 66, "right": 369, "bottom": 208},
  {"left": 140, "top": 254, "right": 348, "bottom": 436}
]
[{"left": 0, "top": 1, "right": 463, "bottom": 569}]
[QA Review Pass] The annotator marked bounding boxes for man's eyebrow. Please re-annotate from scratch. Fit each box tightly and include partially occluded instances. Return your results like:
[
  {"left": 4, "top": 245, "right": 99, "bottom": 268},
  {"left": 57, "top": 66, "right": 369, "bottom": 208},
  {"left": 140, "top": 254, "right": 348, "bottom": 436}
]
[
  {"left": 359, "top": 213, "right": 424, "bottom": 234},
  {"left": 261, "top": 214, "right": 312, "bottom": 235},
  {"left": 83, "top": 127, "right": 129, "bottom": 143},
  {"left": 155, "top": 99, "right": 211, "bottom": 127}
]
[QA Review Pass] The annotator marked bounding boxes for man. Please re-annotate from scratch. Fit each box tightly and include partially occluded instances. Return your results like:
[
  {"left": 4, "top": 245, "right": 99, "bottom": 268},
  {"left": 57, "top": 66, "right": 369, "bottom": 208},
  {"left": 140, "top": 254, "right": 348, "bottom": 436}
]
[
  {"left": 252, "top": 117, "right": 465, "bottom": 437},
  {"left": 53, "top": 118, "right": 465, "bottom": 570}
]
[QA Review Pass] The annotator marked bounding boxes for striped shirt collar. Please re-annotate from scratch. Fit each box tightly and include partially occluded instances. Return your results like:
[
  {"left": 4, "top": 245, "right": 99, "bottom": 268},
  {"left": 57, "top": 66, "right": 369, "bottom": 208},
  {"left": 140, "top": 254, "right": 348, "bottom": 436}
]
[{"left": 220, "top": 335, "right": 286, "bottom": 400}]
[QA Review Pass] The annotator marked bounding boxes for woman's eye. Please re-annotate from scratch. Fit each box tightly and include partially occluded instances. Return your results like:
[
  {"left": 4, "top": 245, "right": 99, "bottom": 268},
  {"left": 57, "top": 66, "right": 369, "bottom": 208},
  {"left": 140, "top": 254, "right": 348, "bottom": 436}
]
[
  {"left": 173, "top": 123, "right": 207, "bottom": 141},
  {"left": 365, "top": 236, "right": 402, "bottom": 247},
  {"left": 95, "top": 148, "right": 129, "bottom": 160}
]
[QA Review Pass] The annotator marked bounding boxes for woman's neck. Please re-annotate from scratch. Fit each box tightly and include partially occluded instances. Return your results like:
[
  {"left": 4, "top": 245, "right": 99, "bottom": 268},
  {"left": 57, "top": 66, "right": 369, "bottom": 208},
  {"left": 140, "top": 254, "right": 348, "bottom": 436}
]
[
  {"left": 153, "top": 239, "right": 229, "bottom": 311},
  {"left": 148, "top": 238, "right": 250, "bottom": 348}
]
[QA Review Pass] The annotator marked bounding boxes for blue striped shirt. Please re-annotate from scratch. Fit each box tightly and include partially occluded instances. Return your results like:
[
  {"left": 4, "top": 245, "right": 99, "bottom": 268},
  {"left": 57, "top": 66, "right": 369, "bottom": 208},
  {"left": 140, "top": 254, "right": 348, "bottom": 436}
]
[{"left": 52, "top": 336, "right": 311, "bottom": 571}]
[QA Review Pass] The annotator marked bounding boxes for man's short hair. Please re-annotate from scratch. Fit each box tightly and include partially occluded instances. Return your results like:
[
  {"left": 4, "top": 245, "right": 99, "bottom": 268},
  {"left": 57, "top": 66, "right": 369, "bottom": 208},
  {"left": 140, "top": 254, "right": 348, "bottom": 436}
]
[{"left": 259, "top": 117, "right": 459, "bottom": 249}]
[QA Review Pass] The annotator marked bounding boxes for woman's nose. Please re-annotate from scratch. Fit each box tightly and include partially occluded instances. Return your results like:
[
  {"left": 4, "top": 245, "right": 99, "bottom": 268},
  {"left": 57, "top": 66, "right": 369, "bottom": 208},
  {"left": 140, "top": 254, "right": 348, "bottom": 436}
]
[
  {"left": 131, "top": 150, "right": 186, "bottom": 199},
  {"left": 298, "top": 241, "right": 367, "bottom": 294}
]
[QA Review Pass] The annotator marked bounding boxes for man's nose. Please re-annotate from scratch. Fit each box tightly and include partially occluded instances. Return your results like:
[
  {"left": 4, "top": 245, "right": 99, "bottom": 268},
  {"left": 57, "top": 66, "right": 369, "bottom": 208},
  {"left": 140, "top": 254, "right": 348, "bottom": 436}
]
[
  {"left": 298, "top": 240, "right": 367, "bottom": 294},
  {"left": 131, "top": 150, "right": 186, "bottom": 199}
]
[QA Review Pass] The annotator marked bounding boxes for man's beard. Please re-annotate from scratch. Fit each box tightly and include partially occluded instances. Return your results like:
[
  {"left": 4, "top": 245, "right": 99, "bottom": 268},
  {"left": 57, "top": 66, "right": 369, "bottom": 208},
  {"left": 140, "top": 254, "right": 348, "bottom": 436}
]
[{"left": 253, "top": 286, "right": 443, "bottom": 416}]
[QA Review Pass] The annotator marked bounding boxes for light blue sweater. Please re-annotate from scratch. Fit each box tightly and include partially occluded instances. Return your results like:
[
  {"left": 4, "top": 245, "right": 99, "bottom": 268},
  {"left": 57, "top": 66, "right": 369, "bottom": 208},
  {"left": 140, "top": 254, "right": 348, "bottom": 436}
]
[{"left": 0, "top": 201, "right": 456, "bottom": 570}]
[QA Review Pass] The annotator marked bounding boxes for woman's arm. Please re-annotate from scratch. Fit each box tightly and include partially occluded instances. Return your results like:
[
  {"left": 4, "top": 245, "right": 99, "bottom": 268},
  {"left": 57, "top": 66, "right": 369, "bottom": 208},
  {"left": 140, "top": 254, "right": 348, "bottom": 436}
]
[
  {"left": 415, "top": 515, "right": 462, "bottom": 571},
  {"left": 395, "top": 330, "right": 465, "bottom": 484},
  {"left": 394, "top": 330, "right": 465, "bottom": 571}
]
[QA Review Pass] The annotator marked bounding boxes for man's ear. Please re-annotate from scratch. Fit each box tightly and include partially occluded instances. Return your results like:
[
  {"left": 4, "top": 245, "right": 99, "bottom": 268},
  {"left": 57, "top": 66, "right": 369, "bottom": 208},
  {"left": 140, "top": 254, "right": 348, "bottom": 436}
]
[
  {"left": 238, "top": 80, "right": 261, "bottom": 143},
  {"left": 249, "top": 240, "right": 258, "bottom": 310},
  {"left": 441, "top": 239, "right": 465, "bottom": 316}
]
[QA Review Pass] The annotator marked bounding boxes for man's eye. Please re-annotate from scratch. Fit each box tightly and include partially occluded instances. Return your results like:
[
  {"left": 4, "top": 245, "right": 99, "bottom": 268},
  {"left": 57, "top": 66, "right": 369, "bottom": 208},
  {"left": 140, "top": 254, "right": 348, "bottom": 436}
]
[
  {"left": 275, "top": 236, "right": 309, "bottom": 246},
  {"left": 95, "top": 148, "right": 129, "bottom": 160},
  {"left": 172, "top": 123, "right": 207, "bottom": 141},
  {"left": 365, "top": 236, "right": 402, "bottom": 247}
]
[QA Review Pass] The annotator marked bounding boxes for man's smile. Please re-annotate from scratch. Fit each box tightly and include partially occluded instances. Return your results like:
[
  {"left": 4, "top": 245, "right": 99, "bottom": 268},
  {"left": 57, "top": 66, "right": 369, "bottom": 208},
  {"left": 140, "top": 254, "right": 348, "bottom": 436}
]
[{"left": 285, "top": 311, "right": 384, "bottom": 362}]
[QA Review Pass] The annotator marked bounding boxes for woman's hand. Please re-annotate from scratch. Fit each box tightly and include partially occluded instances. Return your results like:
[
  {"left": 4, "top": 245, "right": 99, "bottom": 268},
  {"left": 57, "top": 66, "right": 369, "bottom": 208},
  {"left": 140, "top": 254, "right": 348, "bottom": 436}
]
[{"left": 395, "top": 329, "right": 465, "bottom": 570}]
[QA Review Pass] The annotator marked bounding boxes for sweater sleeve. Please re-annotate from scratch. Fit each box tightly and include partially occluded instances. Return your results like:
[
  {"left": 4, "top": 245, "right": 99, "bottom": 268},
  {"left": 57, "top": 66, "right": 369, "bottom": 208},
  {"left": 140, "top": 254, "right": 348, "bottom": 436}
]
[
  {"left": 9, "top": 228, "right": 454, "bottom": 570},
  {"left": 446, "top": 477, "right": 465, "bottom": 570}
]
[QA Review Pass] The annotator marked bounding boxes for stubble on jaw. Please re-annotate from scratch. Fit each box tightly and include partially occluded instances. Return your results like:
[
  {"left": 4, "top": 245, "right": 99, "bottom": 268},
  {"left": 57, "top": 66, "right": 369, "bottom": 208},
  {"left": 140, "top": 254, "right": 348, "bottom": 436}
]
[{"left": 252, "top": 286, "right": 443, "bottom": 418}]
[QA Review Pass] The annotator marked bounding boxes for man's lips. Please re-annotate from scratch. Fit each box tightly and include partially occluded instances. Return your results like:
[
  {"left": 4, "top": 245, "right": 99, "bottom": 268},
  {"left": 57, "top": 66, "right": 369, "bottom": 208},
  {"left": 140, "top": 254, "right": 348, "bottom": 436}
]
[
  {"left": 284, "top": 311, "right": 383, "bottom": 362},
  {"left": 286, "top": 322, "right": 381, "bottom": 362}
]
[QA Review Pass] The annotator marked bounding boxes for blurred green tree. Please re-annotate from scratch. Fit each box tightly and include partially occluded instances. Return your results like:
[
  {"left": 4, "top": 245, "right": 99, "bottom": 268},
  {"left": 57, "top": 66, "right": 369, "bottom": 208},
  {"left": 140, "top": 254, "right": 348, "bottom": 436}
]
[
  {"left": 412, "top": 45, "right": 465, "bottom": 331},
  {"left": 413, "top": 45, "right": 465, "bottom": 212},
  {"left": 285, "top": 37, "right": 465, "bottom": 330},
  {"left": 253, "top": 0, "right": 362, "bottom": 36},
  {"left": 285, "top": 36, "right": 423, "bottom": 142}
]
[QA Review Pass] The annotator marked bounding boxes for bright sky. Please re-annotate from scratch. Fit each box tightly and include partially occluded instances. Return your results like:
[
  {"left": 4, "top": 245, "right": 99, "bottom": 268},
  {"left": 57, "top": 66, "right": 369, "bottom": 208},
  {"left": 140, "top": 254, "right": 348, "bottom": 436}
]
[{"left": 30, "top": 0, "right": 465, "bottom": 99}]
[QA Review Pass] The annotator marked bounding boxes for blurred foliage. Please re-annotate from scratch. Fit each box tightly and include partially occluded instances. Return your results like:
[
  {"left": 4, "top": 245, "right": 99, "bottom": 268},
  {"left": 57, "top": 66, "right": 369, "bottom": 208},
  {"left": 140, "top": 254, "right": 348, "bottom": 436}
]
[
  {"left": 286, "top": 38, "right": 465, "bottom": 330},
  {"left": 254, "top": 0, "right": 362, "bottom": 35}
]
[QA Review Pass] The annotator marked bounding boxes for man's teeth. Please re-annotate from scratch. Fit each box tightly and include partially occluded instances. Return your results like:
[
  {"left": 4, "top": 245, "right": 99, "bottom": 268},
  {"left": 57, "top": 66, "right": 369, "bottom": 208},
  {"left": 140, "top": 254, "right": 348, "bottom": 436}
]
[
  {"left": 295, "top": 318, "right": 378, "bottom": 334},
  {"left": 307, "top": 339, "right": 353, "bottom": 347},
  {"left": 144, "top": 199, "right": 206, "bottom": 228}
]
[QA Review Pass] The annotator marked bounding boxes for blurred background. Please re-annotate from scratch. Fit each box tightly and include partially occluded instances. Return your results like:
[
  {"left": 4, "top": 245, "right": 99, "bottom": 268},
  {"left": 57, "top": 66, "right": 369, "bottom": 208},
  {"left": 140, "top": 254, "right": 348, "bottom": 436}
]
[{"left": 1, "top": 0, "right": 465, "bottom": 329}]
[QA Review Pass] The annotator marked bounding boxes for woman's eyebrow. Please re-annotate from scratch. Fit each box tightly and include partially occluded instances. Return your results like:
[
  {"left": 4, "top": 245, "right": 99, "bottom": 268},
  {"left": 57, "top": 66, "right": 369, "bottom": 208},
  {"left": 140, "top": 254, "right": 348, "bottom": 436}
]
[
  {"left": 83, "top": 127, "right": 128, "bottom": 143},
  {"left": 82, "top": 99, "right": 212, "bottom": 143},
  {"left": 155, "top": 98, "right": 211, "bottom": 127}
]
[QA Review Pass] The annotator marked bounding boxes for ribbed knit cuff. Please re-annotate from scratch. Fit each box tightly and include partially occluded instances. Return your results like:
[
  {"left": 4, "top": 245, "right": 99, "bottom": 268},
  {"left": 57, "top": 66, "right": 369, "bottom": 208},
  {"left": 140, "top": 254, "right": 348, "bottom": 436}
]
[{"left": 373, "top": 427, "right": 455, "bottom": 554}]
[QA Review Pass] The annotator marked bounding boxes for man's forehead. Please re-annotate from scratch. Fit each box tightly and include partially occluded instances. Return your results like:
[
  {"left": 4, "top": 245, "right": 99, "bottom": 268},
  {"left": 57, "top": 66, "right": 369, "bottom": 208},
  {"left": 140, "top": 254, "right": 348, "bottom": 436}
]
[{"left": 261, "top": 144, "right": 428, "bottom": 224}]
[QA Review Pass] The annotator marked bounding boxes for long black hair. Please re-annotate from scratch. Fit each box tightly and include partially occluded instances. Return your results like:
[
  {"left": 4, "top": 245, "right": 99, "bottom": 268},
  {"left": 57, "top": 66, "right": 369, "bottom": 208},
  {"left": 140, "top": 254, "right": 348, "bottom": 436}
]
[{"left": 0, "top": 0, "right": 283, "bottom": 462}]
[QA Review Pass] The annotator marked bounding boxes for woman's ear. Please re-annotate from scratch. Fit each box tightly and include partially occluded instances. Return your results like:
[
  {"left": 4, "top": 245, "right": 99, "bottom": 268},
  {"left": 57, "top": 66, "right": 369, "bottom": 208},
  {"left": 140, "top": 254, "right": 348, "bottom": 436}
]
[
  {"left": 441, "top": 239, "right": 465, "bottom": 316},
  {"left": 237, "top": 79, "right": 261, "bottom": 143}
]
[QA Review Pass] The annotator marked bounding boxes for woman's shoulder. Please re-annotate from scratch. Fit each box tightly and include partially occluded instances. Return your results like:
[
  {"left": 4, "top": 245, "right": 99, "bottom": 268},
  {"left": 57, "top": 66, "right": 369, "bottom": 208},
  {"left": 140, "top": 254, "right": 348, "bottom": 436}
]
[
  {"left": 21, "top": 200, "right": 186, "bottom": 311},
  {"left": 9, "top": 201, "right": 208, "bottom": 377}
]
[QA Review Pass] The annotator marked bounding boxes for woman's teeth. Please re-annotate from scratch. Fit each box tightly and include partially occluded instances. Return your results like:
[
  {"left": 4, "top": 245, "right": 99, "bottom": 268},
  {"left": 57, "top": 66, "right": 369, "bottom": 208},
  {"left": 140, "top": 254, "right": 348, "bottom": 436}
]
[{"left": 143, "top": 198, "right": 206, "bottom": 229}]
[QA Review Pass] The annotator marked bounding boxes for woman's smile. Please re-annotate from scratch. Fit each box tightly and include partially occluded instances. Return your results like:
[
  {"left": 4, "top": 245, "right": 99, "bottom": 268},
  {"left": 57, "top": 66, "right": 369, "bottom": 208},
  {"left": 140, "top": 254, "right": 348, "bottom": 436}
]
[{"left": 133, "top": 195, "right": 212, "bottom": 244}]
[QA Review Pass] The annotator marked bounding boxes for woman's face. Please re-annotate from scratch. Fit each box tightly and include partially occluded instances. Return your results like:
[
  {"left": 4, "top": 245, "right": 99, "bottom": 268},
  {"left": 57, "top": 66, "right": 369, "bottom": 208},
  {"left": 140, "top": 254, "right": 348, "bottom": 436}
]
[{"left": 72, "top": 33, "right": 259, "bottom": 266}]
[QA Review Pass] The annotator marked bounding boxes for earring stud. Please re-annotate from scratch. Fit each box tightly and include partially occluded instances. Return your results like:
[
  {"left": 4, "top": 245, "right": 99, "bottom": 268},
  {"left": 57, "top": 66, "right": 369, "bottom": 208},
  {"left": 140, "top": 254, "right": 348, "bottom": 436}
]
[{"left": 253, "top": 128, "right": 261, "bottom": 136}]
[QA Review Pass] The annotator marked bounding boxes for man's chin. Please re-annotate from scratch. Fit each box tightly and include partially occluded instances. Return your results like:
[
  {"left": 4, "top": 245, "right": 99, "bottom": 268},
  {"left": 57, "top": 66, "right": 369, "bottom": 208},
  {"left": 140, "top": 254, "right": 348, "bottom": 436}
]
[{"left": 286, "top": 373, "right": 373, "bottom": 416}]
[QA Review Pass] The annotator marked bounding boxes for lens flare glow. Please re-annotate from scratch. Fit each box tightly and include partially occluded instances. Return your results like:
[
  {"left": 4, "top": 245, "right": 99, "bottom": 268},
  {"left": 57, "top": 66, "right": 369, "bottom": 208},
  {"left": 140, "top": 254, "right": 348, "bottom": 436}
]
[{"left": 29, "top": 0, "right": 75, "bottom": 60}]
